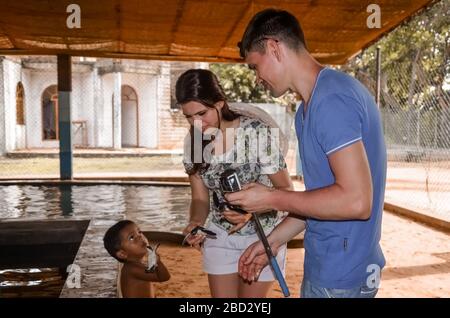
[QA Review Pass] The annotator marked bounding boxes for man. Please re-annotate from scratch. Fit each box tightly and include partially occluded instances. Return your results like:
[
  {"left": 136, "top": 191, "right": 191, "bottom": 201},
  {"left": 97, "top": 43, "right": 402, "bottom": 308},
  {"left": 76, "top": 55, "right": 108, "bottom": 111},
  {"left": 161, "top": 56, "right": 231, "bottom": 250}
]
[{"left": 225, "top": 8, "right": 387, "bottom": 298}]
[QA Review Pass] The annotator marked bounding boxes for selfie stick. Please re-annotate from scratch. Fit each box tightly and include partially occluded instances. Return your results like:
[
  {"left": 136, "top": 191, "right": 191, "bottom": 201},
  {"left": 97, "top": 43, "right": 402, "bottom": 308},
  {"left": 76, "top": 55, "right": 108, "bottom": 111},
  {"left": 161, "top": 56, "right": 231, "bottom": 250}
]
[
  {"left": 252, "top": 214, "right": 290, "bottom": 297},
  {"left": 222, "top": 170, "right": 290, "bottom": 297}
]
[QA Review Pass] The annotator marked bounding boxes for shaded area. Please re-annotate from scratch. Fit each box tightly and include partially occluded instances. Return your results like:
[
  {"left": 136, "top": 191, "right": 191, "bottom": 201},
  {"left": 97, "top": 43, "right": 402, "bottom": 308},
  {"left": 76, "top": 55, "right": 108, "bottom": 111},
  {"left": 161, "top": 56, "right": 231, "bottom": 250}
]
[
  {"left": 0, "top": 220, "right": 89, "bottom": 297},
  {"left": 382, "top": 252, "right": 450, "bottom": 281},
  {"left": 382, "top": 262, "right": 450, "bottom": 280},
  {"left": 0, "top": 268, "right": 68, "bottom": 298}
]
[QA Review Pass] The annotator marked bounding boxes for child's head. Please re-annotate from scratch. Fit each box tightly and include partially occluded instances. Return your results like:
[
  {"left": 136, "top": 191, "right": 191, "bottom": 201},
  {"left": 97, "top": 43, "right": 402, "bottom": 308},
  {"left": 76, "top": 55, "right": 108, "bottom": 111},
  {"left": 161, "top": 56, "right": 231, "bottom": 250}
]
[{"left": 103, "top": 220, "right": 149, "bottom": 263}]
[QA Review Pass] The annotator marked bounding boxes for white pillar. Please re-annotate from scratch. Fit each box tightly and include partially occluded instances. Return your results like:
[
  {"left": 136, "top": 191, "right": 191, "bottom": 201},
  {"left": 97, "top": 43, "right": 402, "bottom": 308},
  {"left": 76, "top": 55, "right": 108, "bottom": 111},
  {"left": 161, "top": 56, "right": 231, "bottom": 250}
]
[
  {"left": 113, "top": 71, "right": 122, "bottom": 149},
  {"left": 92, "top": 67, "right": 101, "bottom": 147}
]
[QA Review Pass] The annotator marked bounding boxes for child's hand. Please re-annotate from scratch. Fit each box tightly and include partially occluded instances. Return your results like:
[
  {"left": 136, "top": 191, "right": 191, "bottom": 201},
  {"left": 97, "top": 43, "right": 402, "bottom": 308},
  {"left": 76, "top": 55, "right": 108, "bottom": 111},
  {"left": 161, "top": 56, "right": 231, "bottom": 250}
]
[{"left": 145, "top": 243, "right": 160, "bottom": 273}]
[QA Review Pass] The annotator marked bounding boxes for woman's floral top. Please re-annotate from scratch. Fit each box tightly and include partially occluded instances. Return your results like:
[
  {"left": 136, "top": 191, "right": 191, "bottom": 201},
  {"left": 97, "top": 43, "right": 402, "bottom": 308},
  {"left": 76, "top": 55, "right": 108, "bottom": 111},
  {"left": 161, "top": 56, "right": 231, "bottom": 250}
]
[{"left": 183, "top": 115, "right": 287, "bottom": 236}]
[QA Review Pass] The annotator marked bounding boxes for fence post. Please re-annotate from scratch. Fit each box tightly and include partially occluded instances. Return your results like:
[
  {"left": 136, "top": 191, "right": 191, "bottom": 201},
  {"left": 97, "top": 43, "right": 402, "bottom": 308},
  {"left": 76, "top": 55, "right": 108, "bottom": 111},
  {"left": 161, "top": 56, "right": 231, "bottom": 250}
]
[{"left": 376, "top": 47, "right": 381, "bottom": 108}]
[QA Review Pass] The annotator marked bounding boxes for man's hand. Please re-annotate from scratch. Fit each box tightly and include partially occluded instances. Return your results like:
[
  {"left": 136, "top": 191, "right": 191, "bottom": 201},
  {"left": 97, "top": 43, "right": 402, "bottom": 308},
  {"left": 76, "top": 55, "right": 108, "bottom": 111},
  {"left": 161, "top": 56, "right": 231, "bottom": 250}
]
[
  {"left": 224, "top": 183, "right": 276, "bottom": 213},
  {"left": 238, "top": 240, "right": 279, "bottom": 282}
]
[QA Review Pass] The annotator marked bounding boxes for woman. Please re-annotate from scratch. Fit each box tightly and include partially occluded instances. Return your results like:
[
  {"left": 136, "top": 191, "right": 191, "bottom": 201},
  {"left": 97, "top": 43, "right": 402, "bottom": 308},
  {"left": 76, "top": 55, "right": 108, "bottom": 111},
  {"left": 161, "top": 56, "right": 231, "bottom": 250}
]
[{"left": 176, "top": 69, "right": 293, "bottom": 298}]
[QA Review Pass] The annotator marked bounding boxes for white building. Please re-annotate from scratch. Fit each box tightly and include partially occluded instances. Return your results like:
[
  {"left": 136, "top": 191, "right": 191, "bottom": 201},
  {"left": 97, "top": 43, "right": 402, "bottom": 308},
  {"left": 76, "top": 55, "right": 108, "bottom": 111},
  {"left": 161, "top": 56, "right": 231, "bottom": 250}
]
[{"left": 0, "top": 56, "right": 204, "bottom": 155}]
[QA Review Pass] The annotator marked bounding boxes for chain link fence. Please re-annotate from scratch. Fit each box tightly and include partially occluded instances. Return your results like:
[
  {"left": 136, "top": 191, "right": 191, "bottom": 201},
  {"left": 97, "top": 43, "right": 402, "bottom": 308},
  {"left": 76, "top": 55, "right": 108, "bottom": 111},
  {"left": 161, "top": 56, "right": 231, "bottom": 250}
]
[
  {"left": 0, "top": 57, "right": 205, "bottom": 179},
  {"left": 0, "top": 56, "right": 299, "bottom": 179},
  {"left": 351, "top": 59, "right": 450, "bottom": 220},
  {"left": 0, "top": 56, "right": 59, "bottom": 178},
  {"left": 1, "top": 52, "right": 448, "bottom": 221}
]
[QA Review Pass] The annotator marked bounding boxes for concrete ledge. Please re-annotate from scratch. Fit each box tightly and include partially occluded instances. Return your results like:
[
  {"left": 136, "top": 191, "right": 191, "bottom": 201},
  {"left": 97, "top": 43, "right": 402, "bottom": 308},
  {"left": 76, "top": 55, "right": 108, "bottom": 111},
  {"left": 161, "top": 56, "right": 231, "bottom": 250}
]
[
  {"left": 0, "top": 178, "right": 190, "bottom": 187},
  {"left": 0, "top": 174, "right": 300, "bottom": 184},
  {"left": 5, "top": 149, "right": 184, "bottom": 159},
  {"left": 384, "top": 202, "right": 450, "bottom": 234}
]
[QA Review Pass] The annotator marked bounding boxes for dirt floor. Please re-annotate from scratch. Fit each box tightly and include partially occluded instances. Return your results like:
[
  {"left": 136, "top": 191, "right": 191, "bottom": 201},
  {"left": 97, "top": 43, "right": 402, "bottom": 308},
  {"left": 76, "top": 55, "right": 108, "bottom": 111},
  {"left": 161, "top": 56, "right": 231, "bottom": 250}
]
[{"left": 154, "top": 211, "right": 450, "bottom": 298}]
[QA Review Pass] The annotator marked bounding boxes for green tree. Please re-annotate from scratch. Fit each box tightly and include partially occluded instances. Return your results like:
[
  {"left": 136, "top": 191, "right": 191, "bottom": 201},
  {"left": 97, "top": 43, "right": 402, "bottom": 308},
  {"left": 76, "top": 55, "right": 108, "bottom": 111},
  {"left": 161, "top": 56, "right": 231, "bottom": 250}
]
[
  {"left": 344, "top": 0, "right": 449, "bottom": 110},
  {"left": 210, "top": 63, "right": 298, "bottom": 110},
  {"left": 343, "top": 0, "right": 450, "bottom": 148}
]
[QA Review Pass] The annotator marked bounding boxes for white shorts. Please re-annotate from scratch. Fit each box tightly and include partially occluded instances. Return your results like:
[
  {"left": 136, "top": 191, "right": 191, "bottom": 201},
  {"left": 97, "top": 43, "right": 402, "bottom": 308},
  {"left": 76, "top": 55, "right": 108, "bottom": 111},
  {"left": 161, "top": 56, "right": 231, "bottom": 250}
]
[{"left": 202, "top": 222, "right": 287, "bottom": 282}]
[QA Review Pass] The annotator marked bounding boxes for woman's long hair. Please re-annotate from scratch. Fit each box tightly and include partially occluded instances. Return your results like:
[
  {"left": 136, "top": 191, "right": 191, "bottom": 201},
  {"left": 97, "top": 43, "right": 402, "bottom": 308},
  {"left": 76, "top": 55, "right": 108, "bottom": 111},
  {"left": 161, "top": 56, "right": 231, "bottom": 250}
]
[{"left": 176, "top": 69, "right": 240, "bottom": 175}]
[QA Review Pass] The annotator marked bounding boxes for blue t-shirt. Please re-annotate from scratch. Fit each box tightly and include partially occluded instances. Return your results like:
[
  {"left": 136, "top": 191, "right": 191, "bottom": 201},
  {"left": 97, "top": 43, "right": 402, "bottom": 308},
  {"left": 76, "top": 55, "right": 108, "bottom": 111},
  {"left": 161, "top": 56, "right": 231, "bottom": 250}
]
[{"left": 295, "top": 68, "right": 387, "bottom": 289}]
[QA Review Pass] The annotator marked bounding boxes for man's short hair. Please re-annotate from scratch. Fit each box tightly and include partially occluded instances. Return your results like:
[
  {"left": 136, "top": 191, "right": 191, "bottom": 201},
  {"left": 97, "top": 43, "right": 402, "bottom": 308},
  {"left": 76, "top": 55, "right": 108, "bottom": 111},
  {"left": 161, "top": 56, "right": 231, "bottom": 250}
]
[
  {"left": 103, "top": 220, "right": 134, "bottom": 263},
  {"left": 238, "top": 9, "right": 307, "bottom": 58}
]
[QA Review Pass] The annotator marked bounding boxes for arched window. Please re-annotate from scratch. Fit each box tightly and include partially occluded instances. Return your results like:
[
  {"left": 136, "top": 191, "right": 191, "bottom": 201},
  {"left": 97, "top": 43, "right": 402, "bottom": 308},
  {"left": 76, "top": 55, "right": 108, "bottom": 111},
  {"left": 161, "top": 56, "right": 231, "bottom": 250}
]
[
  {"left": 16, "top": 82, "right": 25, "bottom": 125},
  {"left": 42, "top": 85, "right": 58, "bottom": 140},
  {"left": 121, "top": 85, "right": 138, "bottom": 102}
]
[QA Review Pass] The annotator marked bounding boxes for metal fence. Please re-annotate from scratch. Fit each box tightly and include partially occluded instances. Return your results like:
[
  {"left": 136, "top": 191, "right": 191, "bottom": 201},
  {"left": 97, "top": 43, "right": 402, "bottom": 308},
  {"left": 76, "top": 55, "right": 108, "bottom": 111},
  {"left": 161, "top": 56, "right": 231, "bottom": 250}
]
[
  {"left": 352, "top": 59, "right": 450, "bottom": 220},
  {"left": 0, "top": 57, "right": 202, "bottom": 179},
  {"left": 1, "top": 53, "right": 448, "bottom": 221},
  {"left": 0, "top": 56, "right": 300, "bottom": 179}
]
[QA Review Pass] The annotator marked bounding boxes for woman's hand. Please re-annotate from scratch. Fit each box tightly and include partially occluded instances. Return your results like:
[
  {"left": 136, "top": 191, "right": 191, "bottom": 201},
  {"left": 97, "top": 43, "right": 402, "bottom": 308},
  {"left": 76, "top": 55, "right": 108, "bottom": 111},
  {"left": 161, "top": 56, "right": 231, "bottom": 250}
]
[
  {"left": 182, "top": 222, "right": 206, "bottom": 251},
  {"left": 223, "top": 209, "right": 252, "bottom": 235}
]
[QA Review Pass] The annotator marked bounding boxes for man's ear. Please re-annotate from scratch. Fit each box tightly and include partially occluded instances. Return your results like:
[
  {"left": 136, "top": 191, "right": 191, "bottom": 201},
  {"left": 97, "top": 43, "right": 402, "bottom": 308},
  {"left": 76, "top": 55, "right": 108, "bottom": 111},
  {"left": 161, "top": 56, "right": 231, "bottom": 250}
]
[
  {"left": 268, "top": 39, "right": 282, "bottom": 62},
  {"left": 116, "top": 249, "right": 127, "bottom": 261}
]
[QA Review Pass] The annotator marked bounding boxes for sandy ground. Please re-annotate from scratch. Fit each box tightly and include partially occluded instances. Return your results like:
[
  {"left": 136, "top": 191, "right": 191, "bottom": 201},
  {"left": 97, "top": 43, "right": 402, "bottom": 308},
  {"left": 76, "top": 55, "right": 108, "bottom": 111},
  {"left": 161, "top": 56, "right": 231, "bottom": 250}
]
[{"left": 154, "top": 211, "right": 450, "bottom": 298}]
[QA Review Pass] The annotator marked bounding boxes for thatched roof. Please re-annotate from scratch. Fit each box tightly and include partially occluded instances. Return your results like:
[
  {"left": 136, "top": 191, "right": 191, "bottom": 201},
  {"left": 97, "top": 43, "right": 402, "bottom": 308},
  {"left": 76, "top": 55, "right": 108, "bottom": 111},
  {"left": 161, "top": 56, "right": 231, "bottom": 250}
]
[{"left": 0, "top": 0, "right": 435, "bottom": 64}]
